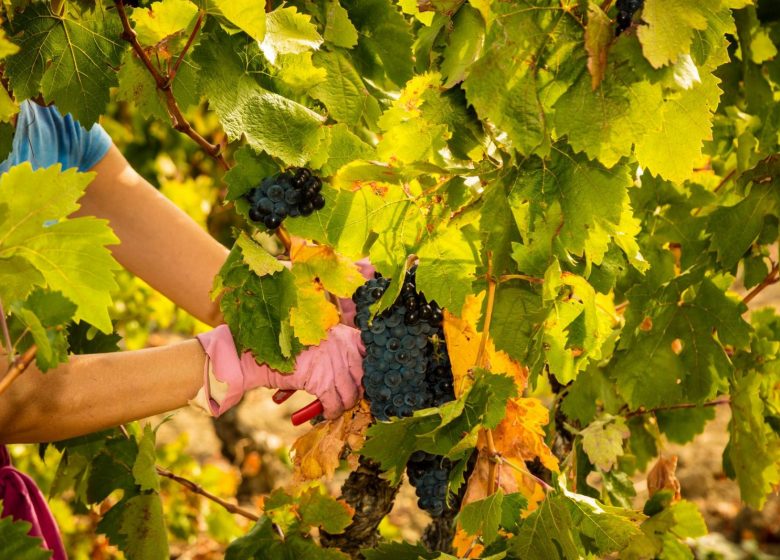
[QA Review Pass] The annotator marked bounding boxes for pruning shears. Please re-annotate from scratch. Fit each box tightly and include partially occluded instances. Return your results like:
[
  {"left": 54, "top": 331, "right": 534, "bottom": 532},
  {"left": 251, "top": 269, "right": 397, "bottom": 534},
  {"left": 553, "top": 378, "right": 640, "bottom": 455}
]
[{"left": 272, "top": 389, "right": 324, "bottom": 426}]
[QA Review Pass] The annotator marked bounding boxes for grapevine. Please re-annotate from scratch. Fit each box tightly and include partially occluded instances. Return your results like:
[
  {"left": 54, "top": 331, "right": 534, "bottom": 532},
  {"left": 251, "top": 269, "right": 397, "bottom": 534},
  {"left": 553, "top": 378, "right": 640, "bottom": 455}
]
[
  {"left": 244, "top": 167, "right": 326, "bottom": 230},
  {"left": 0, "top": 1, "right": 779, "bottom": 559}
]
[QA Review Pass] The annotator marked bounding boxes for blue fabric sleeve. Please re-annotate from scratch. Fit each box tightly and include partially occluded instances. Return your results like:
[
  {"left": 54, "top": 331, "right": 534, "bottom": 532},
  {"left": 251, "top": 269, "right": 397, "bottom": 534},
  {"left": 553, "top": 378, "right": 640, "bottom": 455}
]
[{"left": 0, "top": 101, "right": 112, "bottom": 174}]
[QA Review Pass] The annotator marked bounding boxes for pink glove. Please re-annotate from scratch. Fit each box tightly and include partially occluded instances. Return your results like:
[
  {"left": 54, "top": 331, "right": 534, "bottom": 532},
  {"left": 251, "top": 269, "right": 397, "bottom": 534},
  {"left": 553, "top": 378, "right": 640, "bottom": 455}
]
[{"left": 195, "top": 324, "right": 365, "bottom": 420}]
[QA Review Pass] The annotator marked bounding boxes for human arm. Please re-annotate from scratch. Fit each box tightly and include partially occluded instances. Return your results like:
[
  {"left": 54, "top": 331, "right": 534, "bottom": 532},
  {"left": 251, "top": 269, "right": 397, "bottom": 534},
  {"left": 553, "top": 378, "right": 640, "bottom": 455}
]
[
  {"left": 0, "top": 340, "right": 208, "bottom": 444},
  {"left": 72, "top": 144, "right": 229, "bottom": 327}
]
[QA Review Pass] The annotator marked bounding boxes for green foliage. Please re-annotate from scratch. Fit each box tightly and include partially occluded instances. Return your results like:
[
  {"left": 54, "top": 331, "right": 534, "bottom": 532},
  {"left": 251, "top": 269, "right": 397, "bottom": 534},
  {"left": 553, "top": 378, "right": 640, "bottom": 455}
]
[
  {"left": 0, "top": 163, "right": 119, "bottom": 336},
  {"left": 0, "top": 515, "right": 53, "bottom": 560},
  {"left": 3, "top": 0, "right": 780, "bottom": 557}
]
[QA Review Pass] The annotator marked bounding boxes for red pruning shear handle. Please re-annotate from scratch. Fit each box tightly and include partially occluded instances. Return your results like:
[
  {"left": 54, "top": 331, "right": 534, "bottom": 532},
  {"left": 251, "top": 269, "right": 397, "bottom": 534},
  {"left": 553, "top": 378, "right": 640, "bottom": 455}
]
[{"left": 272, "top": 389, "right": 324, "bottom": 426}]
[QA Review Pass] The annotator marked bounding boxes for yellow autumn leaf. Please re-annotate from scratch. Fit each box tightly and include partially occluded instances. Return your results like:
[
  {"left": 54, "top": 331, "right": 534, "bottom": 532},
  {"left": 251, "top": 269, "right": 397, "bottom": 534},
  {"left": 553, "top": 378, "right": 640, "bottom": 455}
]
[
  {"left": 290, "top": 239, "right": 367, "bottom": 298},
  {"left": 442, "top": 293, "right": 528, "bottom": 396},
  {"left": 291, "top": 401, "right": 371, "bottom": 481},
  {"left": 290, "top": 284, "right": 340, "bottom": 345}
]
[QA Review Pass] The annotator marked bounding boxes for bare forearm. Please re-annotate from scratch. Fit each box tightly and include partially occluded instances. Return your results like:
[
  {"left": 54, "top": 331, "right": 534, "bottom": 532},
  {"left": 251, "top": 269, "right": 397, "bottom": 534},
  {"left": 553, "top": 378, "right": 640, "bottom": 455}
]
[
  {"left": 0, "top": 340, "right": 206, "bottom": 444},
  {"left": 75, "top": 145, "right": 229, "bottom": 326}
]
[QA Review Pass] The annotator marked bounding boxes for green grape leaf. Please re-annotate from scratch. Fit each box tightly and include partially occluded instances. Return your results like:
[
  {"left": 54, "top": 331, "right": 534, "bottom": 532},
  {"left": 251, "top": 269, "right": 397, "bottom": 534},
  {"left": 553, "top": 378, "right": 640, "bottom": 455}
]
[
  {"left": 297, "top": 486, "right": 353, "bottom": 534},
  {"left": 195, "top": 25, "right": 324, "bottom": 166},
  {"left": 488, "top": 283, "right": 546, "bottom": 377},
  {"left": 273, "top": 52, "right": 328, "bottom": 95},
  {"left": 509, "top": 153, "right": 644, "bottom": 271},
  {"left": 728, "top": 371, "right": 780, "bottom": 509},
  {"left": 637, "top": 0, "right": 722, "bottom": 69},
  {"left": 67, "top": 321, "right": 121, "bottom": 355},
  {"left": 634, "top": 73, "right": 722, "bottom": 183},
  {"left": 116, "top": 48, "right": 201, "bottom": 121},
  {"left": 310, "top": 50, "right": 379, "bottom": 126},
  {"left": 456, "top": 489, "right": 504, "bottom": 545},
  {"left": 440, "top": 5, "right": 484, "bottom": 88},
  {"left": 462, "top": 3, "right": 574, "bottom": 155},
  {"left": 217, "top": 243, "right": 301, "bottom": 371},
  {"left": 341, "top": 0, "right": 414, "bottom": 87},
  {"left": 308, "top": 124, "right": 374, "bottom": 177},
  {"left": 214, "top": 0, "right": 266, "bottom": 41},
  {"left": 708, "top": 162, "right": 780, "bottom": 269},
  {"left": 580, "top": 416, "right": 630, "bottom": 472},
  {"left": 224, "top": 147, "right": 280, "bottom": 202},
  {"left": 236, "top": 233, "right": 285, "bottom": 277},
  {"left": 130, "top": 0, "right": 198, "bottom": 45},
  {"left": 6, "top": 3, "right": 125, "bottom": 125},
  {"left": 563, "top": 492, "right": 645, "bottom": 556},
  {"left": 118, "top": 494, "right": 169, "bottom": 560},
  {"left": 0, "top": 516, "right": 52, "bottom": 560},
  {"left": 116, "top": 52, "right": 168, "bottom": 122},
  {"left": 132, "top": 424, "right": 160, "bottom": 492},
  {"left": 12, "top": 290, "right": 76, "bottom": 371},
  {"left": 0, "top": 164, "right": 120, "bottom": 332},
  {"left": 560, "top": 366, "right": 622, "bottom": 425},
  {"left": 553, "top": 67, "right": 663, "bottom": 169},
  {"left": 260, "top": 6, "right": 323, "bottom": 62},
  {"left": 655, "top": 405, "right": 716, "bottom": 444},
  {"left": 613, "top": 277, "right": 751, "bottom": 409},
  {"left": 511, "top": 495, "right": 580, "bottom": 560},
  {"left": 324, "top": 0, "right": 358, "bottom": 48},
  {"left": 416, "top": 225, "right": 480, "bottom": 316}
]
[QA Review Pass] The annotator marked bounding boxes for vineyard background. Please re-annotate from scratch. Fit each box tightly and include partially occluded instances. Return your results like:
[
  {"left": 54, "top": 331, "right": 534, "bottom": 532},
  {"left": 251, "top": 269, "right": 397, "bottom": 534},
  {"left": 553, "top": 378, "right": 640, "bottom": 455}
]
[{"left": 2, "top": 0, "right": 780, "bottom": 558}]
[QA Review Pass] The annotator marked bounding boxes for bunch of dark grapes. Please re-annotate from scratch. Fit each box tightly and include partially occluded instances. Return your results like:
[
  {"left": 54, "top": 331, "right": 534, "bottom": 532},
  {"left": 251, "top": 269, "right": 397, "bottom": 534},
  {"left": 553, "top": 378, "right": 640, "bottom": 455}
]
[
  {"left": 244, "top": 167, "right": 326, "bottom": 230},
  {"left": 406, "top": 451, "right": 452, "bottom": 516},
  {"left": 353, "top": 272, "right": 433, "bottom": 420},
  {"left": 615, "top": 0, "right": 643, "bottom": 35},
  {"left": 353, "top": 265, "right": 457, "bottom": 515}
]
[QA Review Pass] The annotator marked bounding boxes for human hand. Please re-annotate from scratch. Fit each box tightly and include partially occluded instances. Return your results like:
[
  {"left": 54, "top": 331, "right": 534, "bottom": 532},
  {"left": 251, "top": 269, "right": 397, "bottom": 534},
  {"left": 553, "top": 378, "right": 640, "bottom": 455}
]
[{"left": 196, "top": 324, "right": 365, "bottom": 421}]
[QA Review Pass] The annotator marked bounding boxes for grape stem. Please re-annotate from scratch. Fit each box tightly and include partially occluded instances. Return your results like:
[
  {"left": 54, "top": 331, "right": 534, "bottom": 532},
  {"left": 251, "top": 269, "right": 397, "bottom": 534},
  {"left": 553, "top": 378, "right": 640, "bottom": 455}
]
[
  {"left": 155, "top": 465, "right": 260, "bottom": 522},
  {"left": 113, "top": 1, "right": 228, "bottom": 170},
  {"left": 112, "top": 0, "right": 294, "bottom": 254},
  {"left": 497, "top": 273, "right": 544, "bottom": 285},
  {"left": 476, "top": 252, "right": 500, "bottom": 496},
  {"left": 117, "top": 425, "right": 261, "bottom": 522},
  {"left": 168, "top": 10, "right": 204, "bottom": 84},
  {"left": 624, "top": 397, "right": 731, "bottom": 418},
  {"left": 743, "top": 261, "right": 780, "bottom": 306},
  {"left": 0, "top": 296, "right": 13, "bottom": 360},
  {"left": 0, "top": 344, "right": 37, "bottom": 398}
]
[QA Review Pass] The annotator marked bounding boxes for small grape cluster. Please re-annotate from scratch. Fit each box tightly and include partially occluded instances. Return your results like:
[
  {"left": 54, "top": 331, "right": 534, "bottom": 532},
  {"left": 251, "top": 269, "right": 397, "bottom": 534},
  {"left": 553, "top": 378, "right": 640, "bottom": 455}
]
[
  {"left": 244, "top": 167, "right": 326, "bottom": 230},
  {"left": 406, "top": 451, "right": 452, "bottom": 517},
  {"left": 615, "top": 0, "right": 643, "bottom": 35},
  {"left": 353, "top": 265, "right": 457, "bottom": 515}
]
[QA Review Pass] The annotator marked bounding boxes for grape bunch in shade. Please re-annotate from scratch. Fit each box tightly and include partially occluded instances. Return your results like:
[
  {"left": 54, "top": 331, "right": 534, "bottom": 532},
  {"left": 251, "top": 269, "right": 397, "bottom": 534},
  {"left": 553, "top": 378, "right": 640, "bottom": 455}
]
[
  {"left": 244, "top": 167, "right": 326, "bottom": 230},
  {"left": 615, "top": 0, "right": 643, "bottom": 35},
  {"left": 352, "top": 265, "right": 457, "bottom": 515}
]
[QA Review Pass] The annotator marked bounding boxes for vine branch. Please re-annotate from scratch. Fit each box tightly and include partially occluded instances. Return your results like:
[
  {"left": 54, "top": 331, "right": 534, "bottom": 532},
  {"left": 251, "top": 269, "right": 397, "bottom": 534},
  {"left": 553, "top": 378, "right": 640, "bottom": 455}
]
[
  {"left": 624, "top": 397, "right": 731, "bottom": 419},
  {"left": 113, "top": 0, "right": 228, "bottom": 170},
  {"left": 742, "top": 261, "right": 780, "bottom": 305},
  {"left": 169, "top": 10, "right": 204, "bottom": 83},
  {"left": 112, "top": 0, "right": 293, "bottom": 254},
  {"left": 0, "top": 344, "right": 37, "bottom": 397},
  {"left": 118, "top": 425, "right": 260, "bottom": 522},
  {"left": 0, "top": 297, "right": 12, "bottom": 359},
  {"left": 477, "top": 253, "right": 500, "bottom": 496},
  {"left": 155, "top": 465, "right": 260, "bottom": 522}
]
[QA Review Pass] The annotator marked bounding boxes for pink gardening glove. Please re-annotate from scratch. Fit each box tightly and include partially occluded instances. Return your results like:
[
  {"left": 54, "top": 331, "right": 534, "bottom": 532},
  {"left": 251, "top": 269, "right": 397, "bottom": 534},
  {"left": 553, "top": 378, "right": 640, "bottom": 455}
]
[
  {"left": 339, "top": 258, "right": 375, "bottom": 327},
  {"left": 196, "top": 324, "right": 364, "bottom": 420}
]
